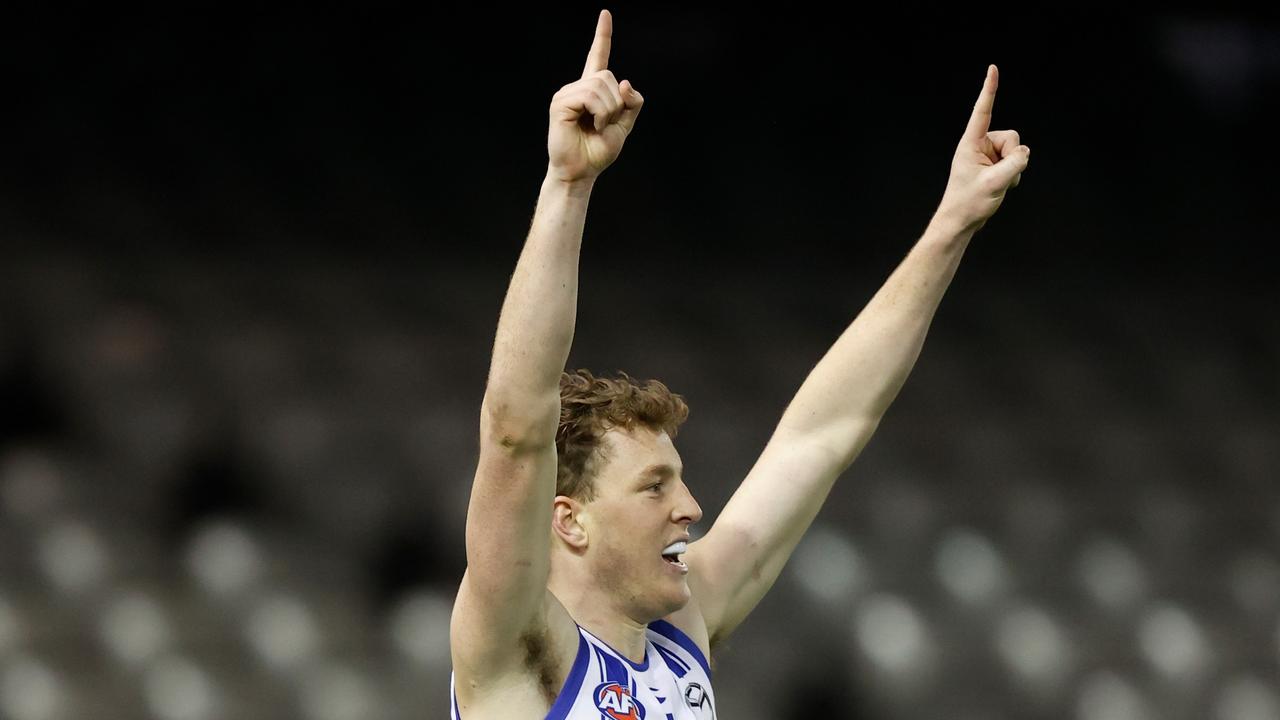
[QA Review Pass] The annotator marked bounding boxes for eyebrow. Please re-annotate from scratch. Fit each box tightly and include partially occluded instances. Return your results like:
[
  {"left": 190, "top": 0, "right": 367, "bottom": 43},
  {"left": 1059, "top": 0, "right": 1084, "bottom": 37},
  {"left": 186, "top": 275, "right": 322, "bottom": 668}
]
[{"left": 637, "top": 464, "right": 680, "bottom": 482}]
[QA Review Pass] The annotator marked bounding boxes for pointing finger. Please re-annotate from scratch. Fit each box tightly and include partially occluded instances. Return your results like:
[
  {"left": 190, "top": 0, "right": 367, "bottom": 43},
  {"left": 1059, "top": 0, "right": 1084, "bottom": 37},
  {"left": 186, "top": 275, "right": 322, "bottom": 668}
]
[
  {"left": 581, "top": 10, "right": 612, "bottom": 79},
  {"left": 964, "top": 64, "right": 998, "bottom": 141}
]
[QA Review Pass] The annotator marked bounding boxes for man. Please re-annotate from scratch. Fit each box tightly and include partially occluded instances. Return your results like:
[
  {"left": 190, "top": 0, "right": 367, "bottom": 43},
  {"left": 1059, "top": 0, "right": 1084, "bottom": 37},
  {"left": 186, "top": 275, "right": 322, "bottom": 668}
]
[{"left": 449, "top": 9, "right": 1030, "bottom": 719}]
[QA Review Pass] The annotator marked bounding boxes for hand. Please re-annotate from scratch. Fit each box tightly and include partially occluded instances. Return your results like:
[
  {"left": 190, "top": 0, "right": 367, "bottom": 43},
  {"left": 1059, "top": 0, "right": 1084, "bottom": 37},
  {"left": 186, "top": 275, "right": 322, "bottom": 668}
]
[
  {"left": 935, "top": 65, "right": 1030, "bottom": 234},
  {"left": 546, "top": 10, "right": 644, "bottom": 185}
]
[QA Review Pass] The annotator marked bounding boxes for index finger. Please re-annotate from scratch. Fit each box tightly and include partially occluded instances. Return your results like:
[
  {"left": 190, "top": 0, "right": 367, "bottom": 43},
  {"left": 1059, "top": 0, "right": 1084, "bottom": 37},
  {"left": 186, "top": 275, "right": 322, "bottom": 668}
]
[
  {"left": 581, "top": 10, "right": 612, "bottom": 79},
  {"left": 964, "top": 64, "right": 998, "bottom": 140}
]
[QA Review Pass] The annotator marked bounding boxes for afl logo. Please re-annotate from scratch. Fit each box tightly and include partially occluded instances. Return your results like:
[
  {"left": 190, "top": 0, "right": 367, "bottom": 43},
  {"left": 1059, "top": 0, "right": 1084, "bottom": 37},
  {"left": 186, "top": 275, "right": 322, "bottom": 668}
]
[{"left": 593, "top": 681, "right": 646, "bottom": 720}]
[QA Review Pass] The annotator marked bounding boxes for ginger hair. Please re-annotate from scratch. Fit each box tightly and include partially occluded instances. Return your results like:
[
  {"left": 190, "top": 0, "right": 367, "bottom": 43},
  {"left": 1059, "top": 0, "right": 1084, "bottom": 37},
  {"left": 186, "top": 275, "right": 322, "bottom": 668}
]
[{"left": 555, "top": 369, "right": 689, "bottom": 501}]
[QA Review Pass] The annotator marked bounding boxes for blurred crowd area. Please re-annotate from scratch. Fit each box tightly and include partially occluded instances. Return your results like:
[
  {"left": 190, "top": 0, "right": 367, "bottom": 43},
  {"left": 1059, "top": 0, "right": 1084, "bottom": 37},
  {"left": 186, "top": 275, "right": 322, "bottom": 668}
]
[{"left": 0, "top": 242, "right": 1275, "bottom": 720}]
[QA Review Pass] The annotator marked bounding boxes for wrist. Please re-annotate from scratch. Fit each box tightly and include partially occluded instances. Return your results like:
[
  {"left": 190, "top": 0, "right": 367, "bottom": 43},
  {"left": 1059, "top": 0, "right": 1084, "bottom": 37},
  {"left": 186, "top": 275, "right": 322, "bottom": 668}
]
[
  {"left": 928, "top": 204, "right": 981, "bottom": 242},
  {"left": 923, "top": 210, "right": 978, "bottom": 250},
  {"left": 544, "top": 167, "right": 597, "bottom": 198}
]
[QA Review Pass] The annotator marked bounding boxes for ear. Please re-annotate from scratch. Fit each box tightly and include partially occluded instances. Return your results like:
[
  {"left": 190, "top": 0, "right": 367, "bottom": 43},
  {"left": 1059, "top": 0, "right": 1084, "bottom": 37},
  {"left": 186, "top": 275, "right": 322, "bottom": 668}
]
[{"left": 552, "top": 495, "right": 590, "bottom": 551}]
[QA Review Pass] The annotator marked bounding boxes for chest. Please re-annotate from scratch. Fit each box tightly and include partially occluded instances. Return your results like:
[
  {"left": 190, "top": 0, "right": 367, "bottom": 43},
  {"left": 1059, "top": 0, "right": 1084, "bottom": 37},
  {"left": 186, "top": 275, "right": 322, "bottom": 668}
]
[{"left": 574, "top": 645, "right": 717, "bottom": 720}]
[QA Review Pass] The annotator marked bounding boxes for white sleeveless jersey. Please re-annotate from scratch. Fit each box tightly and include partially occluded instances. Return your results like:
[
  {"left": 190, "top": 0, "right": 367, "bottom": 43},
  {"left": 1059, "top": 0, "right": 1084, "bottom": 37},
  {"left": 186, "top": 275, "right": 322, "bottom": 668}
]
[{"left": 450, "top": 619, "right": 717, "bottom": 719}]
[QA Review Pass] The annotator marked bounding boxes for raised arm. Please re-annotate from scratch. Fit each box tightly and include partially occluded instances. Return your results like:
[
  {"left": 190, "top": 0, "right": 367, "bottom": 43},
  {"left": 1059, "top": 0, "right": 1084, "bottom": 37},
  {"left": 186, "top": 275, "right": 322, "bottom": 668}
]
[
  {"left": 451, "top": 9, "right": 645, "bottom": 675},
  {"left": 687, "top": 65, "right": 1030, "bottom": 647},
  {"left": 763, "top": 64, "right": 1027, "bottom": 454}
]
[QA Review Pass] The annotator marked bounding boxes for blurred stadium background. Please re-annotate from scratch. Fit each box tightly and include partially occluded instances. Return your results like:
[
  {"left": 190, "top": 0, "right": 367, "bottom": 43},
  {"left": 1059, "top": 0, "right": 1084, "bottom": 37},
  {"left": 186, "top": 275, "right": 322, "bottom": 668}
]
[{"left": 0, "top": 7, "right": 1276, "bottom": 720}]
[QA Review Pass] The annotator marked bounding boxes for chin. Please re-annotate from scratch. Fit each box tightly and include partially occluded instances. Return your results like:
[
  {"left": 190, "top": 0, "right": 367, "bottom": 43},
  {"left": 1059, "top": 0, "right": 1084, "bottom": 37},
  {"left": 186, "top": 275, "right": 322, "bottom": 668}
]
[
  {"left": 656, "top": 581, "right": 692, "bottom": 616},
  {"left": 635, "top": 582, "right": 691, "bottom": 622}
]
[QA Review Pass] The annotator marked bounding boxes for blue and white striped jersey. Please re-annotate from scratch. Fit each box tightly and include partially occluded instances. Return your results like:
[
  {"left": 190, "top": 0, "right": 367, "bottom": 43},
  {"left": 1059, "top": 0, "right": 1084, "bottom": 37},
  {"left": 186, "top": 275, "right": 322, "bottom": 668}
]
[{"left": 450, "top": 619, "right": 716, "bottom": 719}]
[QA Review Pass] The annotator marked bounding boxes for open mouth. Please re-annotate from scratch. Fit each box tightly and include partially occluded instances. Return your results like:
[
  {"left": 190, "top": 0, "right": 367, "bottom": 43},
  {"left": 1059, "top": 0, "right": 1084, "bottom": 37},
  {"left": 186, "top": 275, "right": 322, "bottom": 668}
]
[{"left": 661, "top": 540, "right": 688, "bottom": 572}]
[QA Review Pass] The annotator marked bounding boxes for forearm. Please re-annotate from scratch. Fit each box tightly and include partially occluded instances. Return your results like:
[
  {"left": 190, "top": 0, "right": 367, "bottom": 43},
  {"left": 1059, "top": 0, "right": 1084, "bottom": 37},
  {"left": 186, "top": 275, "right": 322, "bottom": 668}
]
[
  {"left": 776, "top": 213, "right": 975, "bottom": 462},
  {"left": 484, "top": 170, "right": 596, "bottom": 439}
]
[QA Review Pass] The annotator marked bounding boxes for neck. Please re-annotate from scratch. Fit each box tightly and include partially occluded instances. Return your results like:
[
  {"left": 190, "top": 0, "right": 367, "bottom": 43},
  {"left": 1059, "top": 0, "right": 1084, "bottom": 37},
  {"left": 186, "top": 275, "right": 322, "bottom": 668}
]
[{"left": 548, "top": 564, "right": 650, "bottom": 665}]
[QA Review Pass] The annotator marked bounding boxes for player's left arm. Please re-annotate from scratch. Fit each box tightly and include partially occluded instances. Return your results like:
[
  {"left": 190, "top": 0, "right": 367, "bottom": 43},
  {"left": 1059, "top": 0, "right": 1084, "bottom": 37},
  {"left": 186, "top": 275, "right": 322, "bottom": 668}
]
[{"left": 685, "top": 65, "right": 1031, "bottom": 649}]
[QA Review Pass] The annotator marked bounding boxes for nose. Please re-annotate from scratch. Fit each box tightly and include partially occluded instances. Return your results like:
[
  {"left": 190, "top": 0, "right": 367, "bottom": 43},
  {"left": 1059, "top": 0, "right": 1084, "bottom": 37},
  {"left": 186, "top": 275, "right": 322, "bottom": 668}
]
[{"left": 673, "top": 480, "right": 703, "bottom": 525}]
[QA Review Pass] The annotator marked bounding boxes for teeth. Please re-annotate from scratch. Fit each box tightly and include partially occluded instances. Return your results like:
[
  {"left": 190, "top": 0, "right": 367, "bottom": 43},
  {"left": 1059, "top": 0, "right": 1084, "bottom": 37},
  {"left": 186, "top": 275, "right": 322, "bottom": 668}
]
[{"left": 661, "top": 541, "right": 687, "bottom": 556}]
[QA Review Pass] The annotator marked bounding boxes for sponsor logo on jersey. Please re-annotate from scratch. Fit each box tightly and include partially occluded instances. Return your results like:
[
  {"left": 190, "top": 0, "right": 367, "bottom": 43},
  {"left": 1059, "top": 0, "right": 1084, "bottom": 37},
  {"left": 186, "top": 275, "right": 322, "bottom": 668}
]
[
  {"left": 594, "top": 681, "right": 646, "bottom": 720},
  {"left": 684, "top": 682, "right": 712, "bottom": 714}
]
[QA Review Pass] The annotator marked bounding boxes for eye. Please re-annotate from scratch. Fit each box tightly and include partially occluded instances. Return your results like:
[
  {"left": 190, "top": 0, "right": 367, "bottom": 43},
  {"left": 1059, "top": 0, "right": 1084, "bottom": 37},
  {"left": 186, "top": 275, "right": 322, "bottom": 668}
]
[{"left": 647, "top": 482, "right": 663, "bottom": 493}]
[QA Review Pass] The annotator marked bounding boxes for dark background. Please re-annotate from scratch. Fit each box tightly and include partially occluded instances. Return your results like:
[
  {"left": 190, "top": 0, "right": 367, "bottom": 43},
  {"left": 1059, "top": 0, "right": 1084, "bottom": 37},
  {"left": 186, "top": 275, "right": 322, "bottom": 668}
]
[
  {"left": 3, "top": 7, "right": 1275, "bottom": 270},
  {"left": 0, "top": 6, "right": 1276, "bottom": 720}
]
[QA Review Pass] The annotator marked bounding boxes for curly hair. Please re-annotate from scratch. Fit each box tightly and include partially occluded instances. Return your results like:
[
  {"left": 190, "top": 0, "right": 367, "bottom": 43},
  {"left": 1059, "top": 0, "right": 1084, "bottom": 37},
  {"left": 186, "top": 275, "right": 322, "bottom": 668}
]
[{"left": 555, "top": 369, "right": 689, "bottom": 502}]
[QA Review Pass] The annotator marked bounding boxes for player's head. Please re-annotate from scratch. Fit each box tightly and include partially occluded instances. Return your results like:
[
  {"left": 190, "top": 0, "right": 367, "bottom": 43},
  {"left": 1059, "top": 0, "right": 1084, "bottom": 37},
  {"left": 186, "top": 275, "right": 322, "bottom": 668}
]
[{"left": 550, "top": 369, "right": 702, "bottom": 621}]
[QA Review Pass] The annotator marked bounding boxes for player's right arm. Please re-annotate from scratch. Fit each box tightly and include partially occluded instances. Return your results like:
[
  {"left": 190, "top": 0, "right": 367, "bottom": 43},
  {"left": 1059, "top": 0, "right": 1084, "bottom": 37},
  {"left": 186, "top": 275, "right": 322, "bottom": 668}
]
[{"left": 451, "top": 8, "right": 644, "bottom": 676}]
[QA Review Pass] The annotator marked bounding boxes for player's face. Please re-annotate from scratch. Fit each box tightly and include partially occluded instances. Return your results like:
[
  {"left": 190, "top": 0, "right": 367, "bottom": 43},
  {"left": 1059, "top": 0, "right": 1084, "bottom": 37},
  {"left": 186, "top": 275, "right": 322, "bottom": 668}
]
[{"left": 582, "top": 426, "right": 703, "bottom": 621}]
